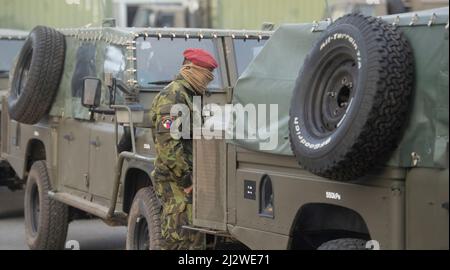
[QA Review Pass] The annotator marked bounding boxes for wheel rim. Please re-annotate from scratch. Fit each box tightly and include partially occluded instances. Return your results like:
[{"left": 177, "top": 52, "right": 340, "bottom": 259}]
[
  {"left": 305, "top": 48, "right": 358, "bottom": 138},
  {"left": 29, "top": 182, "right": 40, "bottom": 235},
  {"left": 15, "top": 49, "right": 33, "bottom": 97},
  {"left": 134, "top": 216, "right": 150, "bottom": 250}
]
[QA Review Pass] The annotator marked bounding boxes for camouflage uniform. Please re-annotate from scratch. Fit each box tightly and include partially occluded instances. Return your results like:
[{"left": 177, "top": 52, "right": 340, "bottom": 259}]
[{"left": 150, "top": 75, "right": 204, "bottom": 250}]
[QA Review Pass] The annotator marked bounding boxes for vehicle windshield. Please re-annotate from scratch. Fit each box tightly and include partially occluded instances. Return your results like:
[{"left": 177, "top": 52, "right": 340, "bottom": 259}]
[
  {"left": 136, "top": 37, "right": 223, "bottom": 90},
  {"left": 0, "top": 39, "right": 24, "bottom": 77}
]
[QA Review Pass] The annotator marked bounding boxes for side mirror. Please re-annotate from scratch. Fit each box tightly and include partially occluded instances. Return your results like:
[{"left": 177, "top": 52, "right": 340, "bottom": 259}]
[{"left": 82, "top": 77, "right": 102, "bottom": 108}]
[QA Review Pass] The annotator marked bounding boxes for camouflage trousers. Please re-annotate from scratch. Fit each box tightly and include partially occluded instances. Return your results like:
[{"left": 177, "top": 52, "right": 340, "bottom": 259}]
[{"left": 154, "top": 180, "right": 205, "bottom": 250}]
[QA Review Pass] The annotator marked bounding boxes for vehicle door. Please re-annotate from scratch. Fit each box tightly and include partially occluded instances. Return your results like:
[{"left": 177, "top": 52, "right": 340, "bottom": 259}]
[
  {"left": 57, "top": 43, "right": 98, "bottom": 195},
  {"left": 87, "top": 43, "right": 126, "bottom": 204}
]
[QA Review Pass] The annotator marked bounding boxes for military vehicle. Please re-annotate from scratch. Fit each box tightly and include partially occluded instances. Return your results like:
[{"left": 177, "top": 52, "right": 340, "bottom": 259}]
[
  {"left": 0, "top": 29, "right": 26, "bottom": 190},
  {"left": 0, "top": 22, "right": 270, "bottom": 249},
  {"left": 113, "top": 0, "right": 212, "bottom": 28},
  {"left": 0, "top": 7, "right": 448, "bottom": 250}
]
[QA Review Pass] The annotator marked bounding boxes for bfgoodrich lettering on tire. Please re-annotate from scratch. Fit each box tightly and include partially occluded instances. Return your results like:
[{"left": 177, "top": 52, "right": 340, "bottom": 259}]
[
  {"left": 289, "top": 14, "right": 414, "bottom": 181},
  {"left": 8, "top": 26, "right": 65, "bottom": 125}
]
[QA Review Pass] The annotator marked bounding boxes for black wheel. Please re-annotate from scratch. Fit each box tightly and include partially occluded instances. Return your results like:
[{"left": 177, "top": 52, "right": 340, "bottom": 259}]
[
  {"left": 24, "top": 161, "right": 69, "bottom": 250},
  {"left": 126, "top": 187, "right": 163, "bottom": 250},
  {"left": 317, "top": 238, "right": 368, "bottom": 250},
  {"left": 289, "top": 14, "right": 414, "bottom": 181},
  {"left": 8, "top": 25, "right": 65, "bottom": 125},
  {"left": 387, "top": 0, "right": 408, "bottom": 15}
]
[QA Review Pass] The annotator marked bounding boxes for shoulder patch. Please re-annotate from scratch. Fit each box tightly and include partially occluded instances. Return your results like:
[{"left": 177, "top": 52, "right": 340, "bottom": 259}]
[{"left": 160, "top": 115, "right": 174, "bottom": 130}]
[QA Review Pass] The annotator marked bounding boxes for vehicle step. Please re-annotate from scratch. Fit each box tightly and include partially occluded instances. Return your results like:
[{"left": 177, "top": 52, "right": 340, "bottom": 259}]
[
  {"left": 182, "top": 225, "right": 230, "bottom": 237},
  {"left": 50, "top": 191, "right": 110, "bottom": 220}
]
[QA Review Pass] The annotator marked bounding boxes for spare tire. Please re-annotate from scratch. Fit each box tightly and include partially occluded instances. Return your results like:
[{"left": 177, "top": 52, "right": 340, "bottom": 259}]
[
  {"left": 8, "top": 26, "right": 65, "bottom": 125},
  {"left": 289, "top": 14, "right": 414, "bottom": 181}
]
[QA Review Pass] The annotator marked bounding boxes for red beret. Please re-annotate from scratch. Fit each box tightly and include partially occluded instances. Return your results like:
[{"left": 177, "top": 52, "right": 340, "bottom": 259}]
[{"left": 183, "top": 48, "right": 218, "bottom": 69}]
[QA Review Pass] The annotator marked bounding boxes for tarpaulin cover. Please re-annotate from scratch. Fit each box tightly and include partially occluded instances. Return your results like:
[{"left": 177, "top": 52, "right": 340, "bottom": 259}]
[{"left": 231, "top": 8, "right": 449, "bottom": 169}]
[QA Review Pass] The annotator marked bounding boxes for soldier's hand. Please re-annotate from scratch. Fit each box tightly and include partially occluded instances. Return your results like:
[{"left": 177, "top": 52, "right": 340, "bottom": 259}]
[{"left": 184, "top": 185, "right": 193, "bottom": 194}]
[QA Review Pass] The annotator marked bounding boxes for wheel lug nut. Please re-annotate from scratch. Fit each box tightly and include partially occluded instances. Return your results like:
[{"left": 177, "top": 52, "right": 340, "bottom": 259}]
[{"left": 328, "top": 92, "right": 336, "bottom": 97}]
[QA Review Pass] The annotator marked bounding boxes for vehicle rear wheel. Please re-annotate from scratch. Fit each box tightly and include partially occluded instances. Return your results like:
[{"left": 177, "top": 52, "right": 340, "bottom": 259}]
[
  {"left": 288, "top": 14, "right": 414, "bottom": 181},
  {"left": 317, "top": 238, "right": 368, "bottom": 250},
  {"left": 126, "top": 187, "right": 163, "bottom": 250},
  {"left": 24, "top": 161, "right": 69, "bottom": 250},
  {"left": 8, "top": 25, "right": 65, "bottom": 125}
]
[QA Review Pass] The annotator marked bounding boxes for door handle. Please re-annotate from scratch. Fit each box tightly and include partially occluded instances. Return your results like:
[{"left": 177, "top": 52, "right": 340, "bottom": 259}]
[
  {"left": 90, "top": 138, "right": 101, "bottom": 147},
  {"left": 63, "top": 133, "right": 74, "bottom": 141}
]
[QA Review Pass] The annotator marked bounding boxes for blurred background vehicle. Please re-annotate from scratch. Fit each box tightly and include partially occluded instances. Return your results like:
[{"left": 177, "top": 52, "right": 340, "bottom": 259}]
[
  {"left": 0, "top": 30, "right": 26, "bottom": 230},
  {"left": 113, "top": 0, "right": 212, "bottom": 28},
  {"left": 0, "top": 29, "right": 26, "bottom": 191}
]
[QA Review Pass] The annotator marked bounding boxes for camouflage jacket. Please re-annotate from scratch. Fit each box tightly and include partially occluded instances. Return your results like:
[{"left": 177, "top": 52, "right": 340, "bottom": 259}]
[{"left": 150, "top": 75, "right": 196, "bottom": 188}]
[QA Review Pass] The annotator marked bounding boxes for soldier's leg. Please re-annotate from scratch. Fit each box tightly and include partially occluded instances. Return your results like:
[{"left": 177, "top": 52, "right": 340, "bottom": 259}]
[
  {"left": 154, "top": 180, "right": 181, "bottom": 250},
  {"left": 185, "top": 202, "right": 205, "bottom": 250},
  {"left": 168, "top": 183, "right": 205, "bottom": 250},
  {"left": 154, "top": 177, "right": 206, "bottom": 250}
]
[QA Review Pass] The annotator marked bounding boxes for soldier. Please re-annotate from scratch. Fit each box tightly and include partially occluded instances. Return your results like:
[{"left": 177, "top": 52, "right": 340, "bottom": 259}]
[{"left": 150, "top": 48, "right": 218, "bottom": 250}]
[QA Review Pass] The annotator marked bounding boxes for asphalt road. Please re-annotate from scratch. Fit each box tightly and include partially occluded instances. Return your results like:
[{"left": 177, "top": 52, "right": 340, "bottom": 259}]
[{"left": 0, "top": 187, "right": 127, "bottom": 250}]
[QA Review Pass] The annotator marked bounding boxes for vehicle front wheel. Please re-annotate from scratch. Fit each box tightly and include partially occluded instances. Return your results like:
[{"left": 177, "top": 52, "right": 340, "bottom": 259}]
[
  {"left": 126, "top": 187, "right": 163, "bottom": 250},
  {"left": 24, "top": 161, "right": 69, "bottom": 250}
]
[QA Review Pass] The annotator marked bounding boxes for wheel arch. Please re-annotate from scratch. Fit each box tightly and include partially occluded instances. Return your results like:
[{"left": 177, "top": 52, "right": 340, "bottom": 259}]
[
  {"left": 24, "top": 138, "right": 47, "bottom": 176},
  {"left": 289, "top": 203, "right": 371, "bottom": 250},
  {"left": 122, "top": 165, "right": 154, "bottom": 214}
]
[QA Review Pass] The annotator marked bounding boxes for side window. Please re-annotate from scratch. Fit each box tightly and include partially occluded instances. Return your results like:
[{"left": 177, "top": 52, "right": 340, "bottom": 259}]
[
  {"left": 233, "top": 38, "right": 267, "bottom": 77},
  {"left": 71, "top": 43, "right": 97, "bottom": 98},
  {"left": 136, "top": 37, "right": 223, "bottom": 90},
  {"left": 104, "top": 44, "right": 126, "bottom": 104},
  {"left": 104, "top": 45, "right": 126, "bottom": 81}
]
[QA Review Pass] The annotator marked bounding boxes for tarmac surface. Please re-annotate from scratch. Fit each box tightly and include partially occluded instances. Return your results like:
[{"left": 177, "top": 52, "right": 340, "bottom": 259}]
[{"left": 0, "top": 187, "right": 127, "bottom": 250}]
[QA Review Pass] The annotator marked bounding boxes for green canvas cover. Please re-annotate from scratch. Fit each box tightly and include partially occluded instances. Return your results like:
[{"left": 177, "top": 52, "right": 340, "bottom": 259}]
[{"left": 231, "top": 7, "right": 449, "bottom": 169}]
